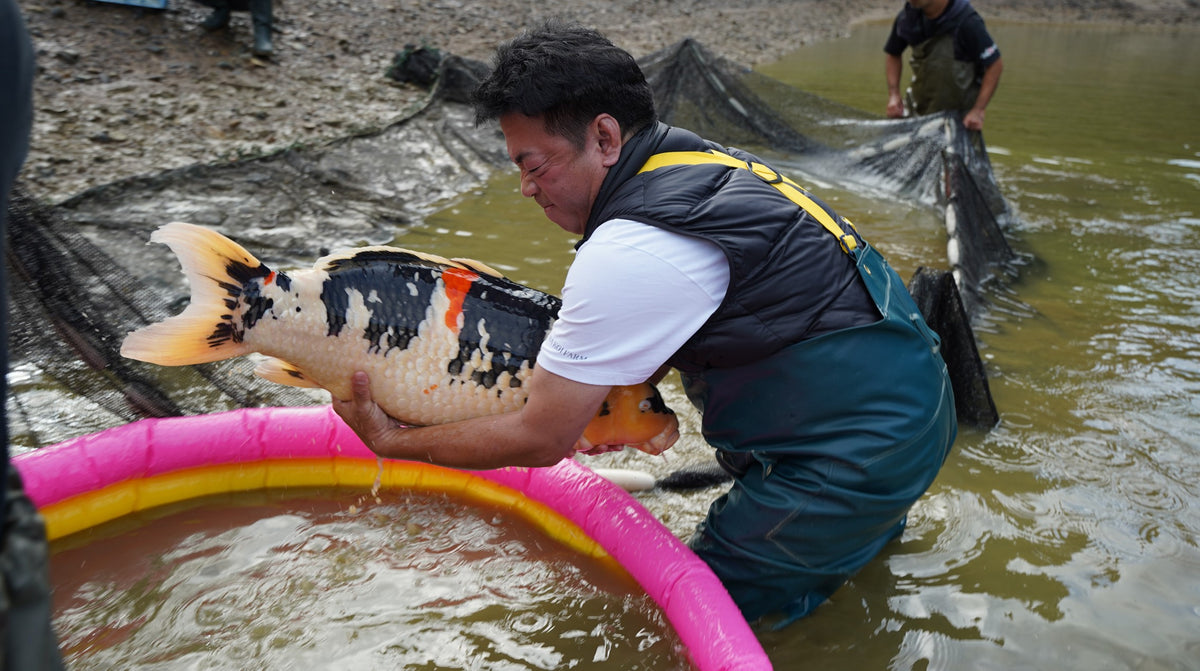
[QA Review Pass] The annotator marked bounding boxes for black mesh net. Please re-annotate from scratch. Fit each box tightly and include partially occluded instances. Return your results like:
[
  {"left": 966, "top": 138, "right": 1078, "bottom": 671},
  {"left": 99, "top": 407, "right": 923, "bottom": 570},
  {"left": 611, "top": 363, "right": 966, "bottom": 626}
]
[{"left": 6, "top": 40, "right": 1015, "bottom": 447}]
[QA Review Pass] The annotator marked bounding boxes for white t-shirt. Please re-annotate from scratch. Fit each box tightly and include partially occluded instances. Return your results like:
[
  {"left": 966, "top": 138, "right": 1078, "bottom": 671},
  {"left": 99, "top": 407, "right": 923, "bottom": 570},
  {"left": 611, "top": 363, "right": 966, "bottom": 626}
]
[{"left": 537, "top": 219, "right": 730, "bottom": 386}]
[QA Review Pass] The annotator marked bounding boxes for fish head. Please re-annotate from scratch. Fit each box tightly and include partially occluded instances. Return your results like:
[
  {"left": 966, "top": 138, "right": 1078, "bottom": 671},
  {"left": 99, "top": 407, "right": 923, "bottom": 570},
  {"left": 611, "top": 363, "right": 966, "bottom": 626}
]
[{"left": 577, "top": 383, "right": 680, "bottom": 456}]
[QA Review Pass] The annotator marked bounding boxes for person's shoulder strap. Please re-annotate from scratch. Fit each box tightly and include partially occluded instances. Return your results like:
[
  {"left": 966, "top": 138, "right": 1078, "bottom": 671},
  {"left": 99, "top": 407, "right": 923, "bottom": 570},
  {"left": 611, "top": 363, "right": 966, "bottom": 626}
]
[{"left": 637, "top": 150, "right": 861, "bottom": 254}]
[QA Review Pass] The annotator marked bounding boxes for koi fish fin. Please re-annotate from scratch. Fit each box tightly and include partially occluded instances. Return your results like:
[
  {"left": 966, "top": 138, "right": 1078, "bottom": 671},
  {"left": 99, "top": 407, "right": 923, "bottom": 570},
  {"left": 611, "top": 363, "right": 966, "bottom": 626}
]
[
  {"left": 254, "top": 357, "right": 323, "bottom": 388},
  {"left": 313, "top": 245, "right": 460, "bottom": 272},
  {"left": 120, "top": 222, "right": 262, "bottom": 366},
  {"left": 449, "top": 257, "right": 505, "bottom": 278},
  {"left": 311, "top": 245, "right": 506, "bottom": 279}
]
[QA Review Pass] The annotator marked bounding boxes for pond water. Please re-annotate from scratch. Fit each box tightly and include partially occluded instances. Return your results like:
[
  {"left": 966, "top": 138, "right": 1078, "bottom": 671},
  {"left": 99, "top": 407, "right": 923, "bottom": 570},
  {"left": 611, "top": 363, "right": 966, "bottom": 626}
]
[
  {"left": 751, "top": 20, "right": 1200, "bottom": 670},
  {"left": 411, "top": 20, "right": 1200, "bottom": 670},
  {"left": 51, "top": 489, "right": 689, "bottom": 670}
]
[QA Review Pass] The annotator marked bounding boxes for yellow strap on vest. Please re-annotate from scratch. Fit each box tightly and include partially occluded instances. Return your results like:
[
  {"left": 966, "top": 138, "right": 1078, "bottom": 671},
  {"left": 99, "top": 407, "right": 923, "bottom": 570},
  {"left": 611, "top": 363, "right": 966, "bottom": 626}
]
[{"left": 637, "top": 150, "right": 859, "bottom": 253}]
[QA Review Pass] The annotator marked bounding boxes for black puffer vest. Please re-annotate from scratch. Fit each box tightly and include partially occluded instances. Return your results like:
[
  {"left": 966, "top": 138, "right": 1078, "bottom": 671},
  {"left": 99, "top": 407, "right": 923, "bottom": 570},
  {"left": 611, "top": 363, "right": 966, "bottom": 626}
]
[{"left": 580, "top": 122, "right": 879, "bottom": 373}]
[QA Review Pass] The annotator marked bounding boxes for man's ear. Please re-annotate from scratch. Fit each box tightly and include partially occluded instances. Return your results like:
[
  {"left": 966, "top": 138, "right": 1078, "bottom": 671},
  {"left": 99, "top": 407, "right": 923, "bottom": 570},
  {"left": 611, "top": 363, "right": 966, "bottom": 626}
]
[{"left": 593, "top": 114, "right": 624, "bottom": 167}]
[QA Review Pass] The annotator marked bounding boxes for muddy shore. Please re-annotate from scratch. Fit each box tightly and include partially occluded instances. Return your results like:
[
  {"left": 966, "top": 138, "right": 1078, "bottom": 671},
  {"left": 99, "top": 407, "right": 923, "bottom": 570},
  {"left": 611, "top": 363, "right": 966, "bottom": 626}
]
[{"left": 15, "top": 0, "right": 1200, "bottom": 204}]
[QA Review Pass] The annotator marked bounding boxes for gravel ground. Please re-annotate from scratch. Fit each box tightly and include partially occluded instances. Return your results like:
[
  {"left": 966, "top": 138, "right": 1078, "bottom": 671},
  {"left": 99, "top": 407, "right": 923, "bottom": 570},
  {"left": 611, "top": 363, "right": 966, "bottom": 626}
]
[{"left": 15, "top": 0, "right": 1200, "bottom": 204}]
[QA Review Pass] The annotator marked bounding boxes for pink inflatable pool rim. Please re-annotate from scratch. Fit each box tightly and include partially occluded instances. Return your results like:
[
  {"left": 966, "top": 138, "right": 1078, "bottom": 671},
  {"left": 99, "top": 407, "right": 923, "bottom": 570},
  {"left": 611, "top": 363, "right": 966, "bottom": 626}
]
[{"left": 14, "top": 405, "right": 771, "bottom": 671}]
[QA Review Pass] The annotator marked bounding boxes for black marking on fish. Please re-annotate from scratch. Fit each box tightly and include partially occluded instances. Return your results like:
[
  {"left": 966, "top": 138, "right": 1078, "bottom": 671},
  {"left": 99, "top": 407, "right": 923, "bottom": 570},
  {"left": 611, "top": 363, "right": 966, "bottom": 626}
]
[
  {"left": 643, "top": 385, "right": 674, "bottom": 415},
  {"left": 207, "top": 257, "right": 272, "bottom": 349},
  {"left": 596, "top": 399, "right": 612, "bottom": 417},
  {"left": 239, "top": 279, "right": 274, "bottom": 331},
  {"left": 319, "top": 251, "right": 437, "bottom": 353},
  {"left": 447, "top": 274, "right": 561, "bottom": 389},
  {"left": 315, "top": 249, "right": 569, "bottom": 394},
  {"left": 226, "top": 257, "right": 272, "bottom": 286}
]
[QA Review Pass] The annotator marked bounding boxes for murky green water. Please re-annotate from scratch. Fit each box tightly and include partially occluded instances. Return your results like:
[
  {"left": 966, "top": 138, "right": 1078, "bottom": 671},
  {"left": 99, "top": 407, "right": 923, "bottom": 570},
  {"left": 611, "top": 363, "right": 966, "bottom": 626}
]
[
  {"left": 410, "top": 20, "right": 1200, "bottom": 669},
  {"left": 52, "top": 489, "right": 690, "bottom": 670},
  {"left": 752, "top": 21, "right": 1200, "bottom": 668}
]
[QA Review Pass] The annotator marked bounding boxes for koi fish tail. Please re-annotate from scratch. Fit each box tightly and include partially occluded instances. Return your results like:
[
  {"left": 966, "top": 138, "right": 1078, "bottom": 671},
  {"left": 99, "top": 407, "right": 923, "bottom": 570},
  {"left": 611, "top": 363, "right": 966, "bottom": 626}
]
[{"left": 120, "top": 222, "right": 268, "bottom": 366}]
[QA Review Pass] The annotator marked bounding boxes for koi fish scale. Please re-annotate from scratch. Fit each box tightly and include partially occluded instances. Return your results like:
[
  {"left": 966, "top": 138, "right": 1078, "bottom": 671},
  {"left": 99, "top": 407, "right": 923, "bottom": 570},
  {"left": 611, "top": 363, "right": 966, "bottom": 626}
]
[
  {"left": 319, "top": 250, "right": 557, "bottom": 385},
  {"left": 121, "top": 223, "right": 679, "bottom": 455}
]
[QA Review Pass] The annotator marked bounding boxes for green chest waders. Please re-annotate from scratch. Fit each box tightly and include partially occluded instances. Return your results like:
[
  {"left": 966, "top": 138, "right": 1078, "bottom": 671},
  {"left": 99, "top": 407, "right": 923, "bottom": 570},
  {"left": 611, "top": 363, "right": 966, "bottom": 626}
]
[
  {"left": 639, "top": 151, "right": 958, "bottom": 627},
  {"left": 907, "top": 31, "right": 981, "bottom": 116}
]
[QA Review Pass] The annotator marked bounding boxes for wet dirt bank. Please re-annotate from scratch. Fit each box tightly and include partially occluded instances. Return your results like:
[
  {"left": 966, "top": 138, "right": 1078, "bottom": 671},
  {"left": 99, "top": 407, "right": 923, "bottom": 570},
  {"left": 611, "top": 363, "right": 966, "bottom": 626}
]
[{"left": 16, "top": 0, "right": 1200, "bottom": 204}]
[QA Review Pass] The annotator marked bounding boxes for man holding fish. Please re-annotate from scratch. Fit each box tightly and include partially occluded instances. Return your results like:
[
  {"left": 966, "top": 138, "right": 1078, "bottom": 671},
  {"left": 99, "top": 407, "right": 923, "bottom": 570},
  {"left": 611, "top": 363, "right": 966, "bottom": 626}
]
[{"left": 333, "top": 21, "right": 958, "bottom": 627}]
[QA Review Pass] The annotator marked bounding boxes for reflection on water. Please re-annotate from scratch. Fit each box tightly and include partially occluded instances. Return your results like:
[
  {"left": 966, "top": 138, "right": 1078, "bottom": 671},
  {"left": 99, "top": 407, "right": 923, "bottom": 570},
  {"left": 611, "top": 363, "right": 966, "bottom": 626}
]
[{"left": 51, "top": 490, "right": 690, "bottom": 670}]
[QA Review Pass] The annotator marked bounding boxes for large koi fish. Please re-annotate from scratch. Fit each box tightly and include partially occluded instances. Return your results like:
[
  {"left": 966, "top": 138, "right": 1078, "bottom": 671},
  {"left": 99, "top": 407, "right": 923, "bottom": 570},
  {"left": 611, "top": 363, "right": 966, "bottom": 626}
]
[{"left": 121, "top": 223, "right": 679, "bottom": 455}]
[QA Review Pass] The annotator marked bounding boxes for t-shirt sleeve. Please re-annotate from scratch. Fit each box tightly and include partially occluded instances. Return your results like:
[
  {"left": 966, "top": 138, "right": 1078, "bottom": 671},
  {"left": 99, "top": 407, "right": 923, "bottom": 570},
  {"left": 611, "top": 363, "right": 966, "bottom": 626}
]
[
  {"left": 883, "top": 17, "right": 908, "bottom": 55},
  {"left": 536, "top": 220, "right": 730, "bottom": 386},
  {"left": 956, "top": 14, "right": 1001, "bottom": 66}
]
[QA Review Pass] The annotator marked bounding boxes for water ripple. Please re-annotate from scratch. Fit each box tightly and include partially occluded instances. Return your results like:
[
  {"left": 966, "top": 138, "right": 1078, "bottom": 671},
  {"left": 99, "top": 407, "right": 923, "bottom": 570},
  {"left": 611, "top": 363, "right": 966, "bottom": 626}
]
[{"left": 53, "top": 491, "right": 688, "bottom": 670}]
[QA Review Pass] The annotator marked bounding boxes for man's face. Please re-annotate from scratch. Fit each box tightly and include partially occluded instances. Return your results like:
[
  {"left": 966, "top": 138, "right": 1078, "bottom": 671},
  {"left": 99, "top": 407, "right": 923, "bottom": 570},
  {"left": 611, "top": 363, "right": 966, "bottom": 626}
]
[{"left": 500, "top": 113, "right": 614, "bottom": 235}]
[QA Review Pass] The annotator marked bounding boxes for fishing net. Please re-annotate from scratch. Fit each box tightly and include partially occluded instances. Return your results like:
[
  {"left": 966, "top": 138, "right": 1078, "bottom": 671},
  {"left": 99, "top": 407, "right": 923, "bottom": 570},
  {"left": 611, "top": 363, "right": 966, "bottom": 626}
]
[
  {"left": 5, "top": 40, "right": 1014, "bottom": 448},
  {"left": 641, "top": 40, "right": 1016, "bottom": 310}
]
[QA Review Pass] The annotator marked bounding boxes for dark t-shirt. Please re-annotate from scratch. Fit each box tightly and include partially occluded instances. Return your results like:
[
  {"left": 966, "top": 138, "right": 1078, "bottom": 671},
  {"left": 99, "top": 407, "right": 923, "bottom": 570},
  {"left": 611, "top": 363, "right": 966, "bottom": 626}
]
[{"left": 884, "top": 0, "right": 1001, "bottom": 67}]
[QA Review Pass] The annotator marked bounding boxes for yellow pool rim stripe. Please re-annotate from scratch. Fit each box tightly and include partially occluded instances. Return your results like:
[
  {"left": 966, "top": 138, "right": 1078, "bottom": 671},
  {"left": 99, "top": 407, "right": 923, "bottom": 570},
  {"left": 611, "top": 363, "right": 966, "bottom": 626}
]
[
  {"left": 40, "top": 457, "right": 615, "bottom": 569},
  {"left": 19, "top": 406, "right": 773, "bottom": 670}
]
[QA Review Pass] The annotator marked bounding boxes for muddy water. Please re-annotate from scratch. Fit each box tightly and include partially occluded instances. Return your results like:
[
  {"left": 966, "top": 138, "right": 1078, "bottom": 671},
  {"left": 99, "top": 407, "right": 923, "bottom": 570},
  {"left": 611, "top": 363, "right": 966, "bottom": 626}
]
[
  {"left": 411, "top": 21, "right": 1200, "bottom": 669},
  {"left": 51, "top": 489, "right": 690, "bottom": 670}
]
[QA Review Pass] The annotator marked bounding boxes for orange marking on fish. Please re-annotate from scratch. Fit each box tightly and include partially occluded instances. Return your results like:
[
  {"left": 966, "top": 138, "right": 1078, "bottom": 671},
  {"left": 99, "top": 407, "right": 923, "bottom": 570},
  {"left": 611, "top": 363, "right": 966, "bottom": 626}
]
[
  {"left": 264, "top": 271, "right": 276, "bottom": 285},
  {"left": 441, "top": 267, "right": 479, "bottom": 331}
]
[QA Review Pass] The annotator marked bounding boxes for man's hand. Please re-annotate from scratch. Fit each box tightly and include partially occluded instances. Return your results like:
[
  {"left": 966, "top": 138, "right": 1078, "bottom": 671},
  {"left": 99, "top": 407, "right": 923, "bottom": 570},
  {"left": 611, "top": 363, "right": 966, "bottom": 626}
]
[
  {"left": 574, "top": 441, "right": 626, "bottom": 456},
  {"left": 963, "top": 107, "right": 986, "bottom": 131},
  {"left": 965, "top": 58, "right": 1002, "bottom": 132},
  {"left": 328, "top": 367, "right": 612, "bottom": 468},
  {"left": 331, "top": 371, "right": 408, "bottom": 456},
  {"left": 885, "top": 53, "right": 905, "bottom": 118}
]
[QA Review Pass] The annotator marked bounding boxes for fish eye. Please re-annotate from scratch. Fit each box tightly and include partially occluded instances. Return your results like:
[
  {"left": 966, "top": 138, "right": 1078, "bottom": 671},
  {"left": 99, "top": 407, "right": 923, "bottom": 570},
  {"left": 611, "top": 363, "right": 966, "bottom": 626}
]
[{"left": 638, "top": 399, "right": 652, "bottom": 412}]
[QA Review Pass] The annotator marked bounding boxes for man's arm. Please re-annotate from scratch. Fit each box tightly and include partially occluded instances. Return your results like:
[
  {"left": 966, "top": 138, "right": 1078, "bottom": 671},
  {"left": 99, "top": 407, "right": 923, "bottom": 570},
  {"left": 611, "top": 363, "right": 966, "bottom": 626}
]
[
  {"left": 964, "top": 57, "right": 1003, "bottom": 131},
  {"left": 885, "top": 52, "right": 906, "bottom": 118},
  {"left": 332, "top": 367, "right": 612, "bottom": 469}
]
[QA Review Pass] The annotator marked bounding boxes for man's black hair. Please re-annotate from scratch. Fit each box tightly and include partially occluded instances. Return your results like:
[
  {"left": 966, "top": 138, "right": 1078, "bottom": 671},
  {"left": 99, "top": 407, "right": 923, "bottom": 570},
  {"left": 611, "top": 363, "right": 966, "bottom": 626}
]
[{"left": 472, "top": 20, "right": 657, "bottom": 147}]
